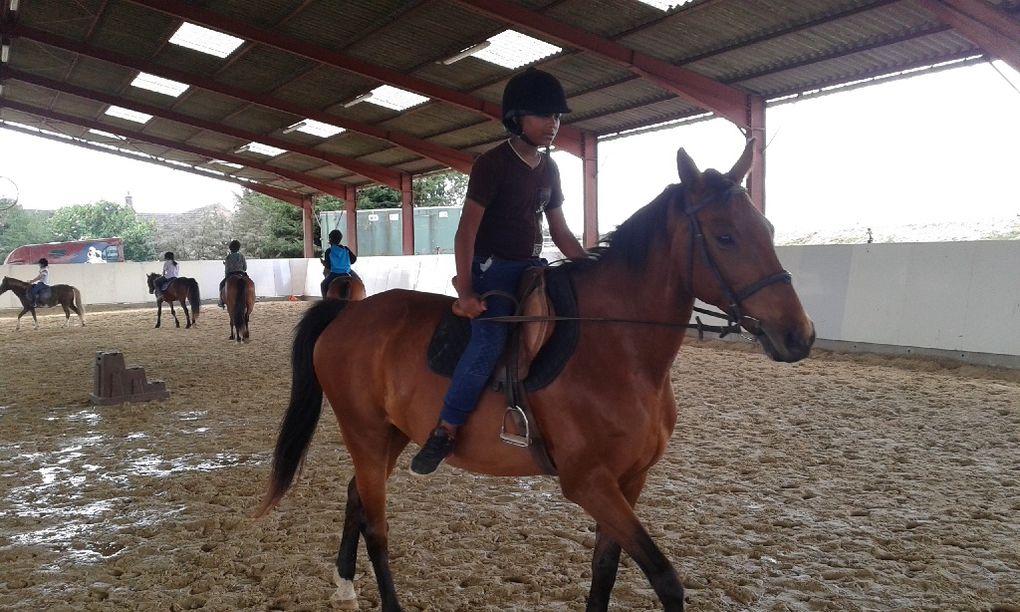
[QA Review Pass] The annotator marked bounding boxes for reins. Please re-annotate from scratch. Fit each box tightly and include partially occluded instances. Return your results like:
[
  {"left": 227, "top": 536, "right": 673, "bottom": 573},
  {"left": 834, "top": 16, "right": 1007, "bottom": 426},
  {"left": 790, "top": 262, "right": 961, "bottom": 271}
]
[{"left": 477, "top": 290, "right": 751, "bottom": 340}]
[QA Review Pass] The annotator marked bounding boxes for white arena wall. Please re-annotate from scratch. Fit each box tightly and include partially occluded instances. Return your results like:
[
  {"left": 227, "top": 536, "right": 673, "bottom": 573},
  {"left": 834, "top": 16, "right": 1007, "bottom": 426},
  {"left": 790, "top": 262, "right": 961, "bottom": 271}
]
[{"left": 3, "top": 241, "right": 1018, "bottom": 367}]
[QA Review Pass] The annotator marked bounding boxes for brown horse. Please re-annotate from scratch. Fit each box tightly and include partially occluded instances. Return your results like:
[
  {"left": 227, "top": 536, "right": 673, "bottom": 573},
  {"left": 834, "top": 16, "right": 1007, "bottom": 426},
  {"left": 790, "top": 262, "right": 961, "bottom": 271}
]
[
  {"left": 222, "top": 274, "right": 255, "bottom": 342},
  {"left": 0, "top": 276, "right": 86, "bottom": 330},
  {"left": 325, "top": 272, "right": 367, "bottom": 301},
  {"left": 258, "top": 142, "right": 815, "bottom": 611},
  {"left": 145, "top": 273, "right": 200, "bottom": 329}
]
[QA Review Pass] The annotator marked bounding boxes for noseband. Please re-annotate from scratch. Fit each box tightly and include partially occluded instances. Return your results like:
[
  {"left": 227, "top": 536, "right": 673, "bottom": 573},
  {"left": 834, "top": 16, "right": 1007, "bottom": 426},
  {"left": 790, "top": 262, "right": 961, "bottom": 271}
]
[{"left": 684, "top": 185, "right": 792, "bottom": 331}]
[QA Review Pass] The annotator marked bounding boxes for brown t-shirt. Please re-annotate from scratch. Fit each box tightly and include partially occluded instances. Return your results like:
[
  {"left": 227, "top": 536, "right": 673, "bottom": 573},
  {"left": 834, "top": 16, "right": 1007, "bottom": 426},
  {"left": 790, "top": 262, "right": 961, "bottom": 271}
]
[{"left": 467, "top": 141, "right": 564, "bottom": 260}]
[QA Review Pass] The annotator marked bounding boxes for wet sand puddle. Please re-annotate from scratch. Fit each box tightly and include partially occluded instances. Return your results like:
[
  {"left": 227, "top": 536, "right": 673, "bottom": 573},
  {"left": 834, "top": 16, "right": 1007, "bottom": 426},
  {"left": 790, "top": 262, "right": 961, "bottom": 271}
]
[{"left": 1, "top": 302, "right": 1018, "bottom": 610}]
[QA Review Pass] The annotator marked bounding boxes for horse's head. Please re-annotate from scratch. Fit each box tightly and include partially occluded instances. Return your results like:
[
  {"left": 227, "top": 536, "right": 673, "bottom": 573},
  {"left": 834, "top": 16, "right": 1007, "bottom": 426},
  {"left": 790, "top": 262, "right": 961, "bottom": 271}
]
[
  {"left": 674, "top": 140, "right": 814, "bottom": 362},
  {"left": 0, "top": 276, "right": 9, "bottom": 295},
  {"left": 145, "top": 273, "right": 157, "bottom": 294}
]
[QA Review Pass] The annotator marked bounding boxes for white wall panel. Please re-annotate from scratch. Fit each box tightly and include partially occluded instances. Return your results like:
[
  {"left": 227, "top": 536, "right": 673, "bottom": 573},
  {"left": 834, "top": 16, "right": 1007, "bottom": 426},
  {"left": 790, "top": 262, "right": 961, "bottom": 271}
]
[{"left": 3, "top": 242, "right": 1019, "bottom": 358}]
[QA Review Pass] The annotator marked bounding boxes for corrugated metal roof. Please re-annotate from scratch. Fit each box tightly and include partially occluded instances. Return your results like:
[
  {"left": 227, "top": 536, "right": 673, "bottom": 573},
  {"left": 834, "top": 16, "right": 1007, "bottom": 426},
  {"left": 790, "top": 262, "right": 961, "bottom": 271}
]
[{"left": 1, "top": 0, "right": 1016, "bottom": 202}]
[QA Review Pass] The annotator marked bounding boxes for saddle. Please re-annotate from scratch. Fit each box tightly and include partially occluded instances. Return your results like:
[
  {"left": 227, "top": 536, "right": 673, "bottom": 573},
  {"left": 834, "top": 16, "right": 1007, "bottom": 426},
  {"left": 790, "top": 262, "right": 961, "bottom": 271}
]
[
  {"left": 426, "top": 267, "right": 580, "bottom": 475},
  {"left": 427, "top": 267, "right": 578, "bottom": 391}
]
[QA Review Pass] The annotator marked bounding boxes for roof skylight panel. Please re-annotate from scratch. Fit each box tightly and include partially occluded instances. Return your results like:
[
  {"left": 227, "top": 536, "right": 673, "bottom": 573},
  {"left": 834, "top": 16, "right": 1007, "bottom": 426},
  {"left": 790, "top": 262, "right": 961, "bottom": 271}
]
[
  {"left": 363, "top": 85, "right": 429, "bottom": 112},
  {"left": 472, "top": 30, "right": 562, "bottom": 69},
  {"left": 169, "top": 22, "right": 244, "bottom": 58},
  {"left": 235, "top": 142, "right": 287, "bottom": 157},
  {"left": 283, "top": 119, "right": 345, "bottom": 138},
  {"left": 104, "top": 106, "right": 152, "bottom": 124},
  {"left": 87, "top": 128, "right": 126, "bottom": 140},
  {"left": 131, "top": 72, "right": 189, "bottom": 97},
  {"left": 635, "top": 0, "right": 694, "bottom": 10}
]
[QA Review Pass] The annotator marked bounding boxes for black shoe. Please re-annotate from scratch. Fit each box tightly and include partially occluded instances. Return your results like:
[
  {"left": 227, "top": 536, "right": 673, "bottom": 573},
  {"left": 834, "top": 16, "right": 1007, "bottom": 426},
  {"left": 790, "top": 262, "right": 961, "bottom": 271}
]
[{"left": 411, "top": 427, "right": 456, "bottom": 475}]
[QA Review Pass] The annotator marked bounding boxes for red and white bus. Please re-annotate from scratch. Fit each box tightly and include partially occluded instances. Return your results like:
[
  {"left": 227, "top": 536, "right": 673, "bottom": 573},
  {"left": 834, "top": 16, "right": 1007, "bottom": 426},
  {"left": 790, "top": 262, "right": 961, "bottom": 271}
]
[{"left": 3, "top": 238, "right": 125, "bottom": 265}]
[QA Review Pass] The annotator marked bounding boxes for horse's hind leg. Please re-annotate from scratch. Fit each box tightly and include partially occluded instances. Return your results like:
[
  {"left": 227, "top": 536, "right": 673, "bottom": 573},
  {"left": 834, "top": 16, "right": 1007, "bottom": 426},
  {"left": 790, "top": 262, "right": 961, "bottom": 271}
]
[
  {"left": 168, "top": 302, "right": 180, "bottom": 328},
  {"left": 182, "top": 300, "right": 193, "bottom": 329},
  {"left": 336, "top": 424, "right": 409, "bottom": 611},
  {"left": 61, "top": 303, "right": 71, "bottom": 327}
]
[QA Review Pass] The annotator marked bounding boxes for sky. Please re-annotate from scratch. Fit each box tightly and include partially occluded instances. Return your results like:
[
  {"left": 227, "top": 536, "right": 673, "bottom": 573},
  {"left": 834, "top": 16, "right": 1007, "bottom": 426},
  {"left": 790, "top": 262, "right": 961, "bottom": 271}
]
[{"left": 1, "top": 60, "right": 1018, "bottom": 239}]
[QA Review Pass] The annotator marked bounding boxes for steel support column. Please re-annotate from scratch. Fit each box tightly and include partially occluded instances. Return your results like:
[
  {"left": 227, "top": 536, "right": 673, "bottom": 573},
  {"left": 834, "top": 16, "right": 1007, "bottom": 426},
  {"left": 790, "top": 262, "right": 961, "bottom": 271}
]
[
  {"left": 581, "top": 131, "right": 599, "bottom": 248},
  {"left": 302, "top": 197, "right": 314, "bottom": 258},
  {"left": 401, "top": 173, "right": 414, "bottom": 256},
  {"left": 746, "top": 95, "right": 766, "bottom": 213},
  {"left": 345, "top": 184, "right": 358, "bottom": 255}
]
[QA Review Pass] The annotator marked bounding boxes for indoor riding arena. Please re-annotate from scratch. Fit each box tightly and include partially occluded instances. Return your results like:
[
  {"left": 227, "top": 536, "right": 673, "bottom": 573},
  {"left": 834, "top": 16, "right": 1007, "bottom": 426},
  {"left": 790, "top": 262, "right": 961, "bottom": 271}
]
[{"left": 1, "top": 302, "right": 1017, "bottom": 611}]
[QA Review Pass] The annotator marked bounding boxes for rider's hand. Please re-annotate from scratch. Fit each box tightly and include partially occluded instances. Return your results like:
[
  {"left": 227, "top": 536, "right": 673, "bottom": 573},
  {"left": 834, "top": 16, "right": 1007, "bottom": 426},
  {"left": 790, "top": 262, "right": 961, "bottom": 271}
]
[{"left": 452, "top": 293, "right": 486, "bottom": 319}]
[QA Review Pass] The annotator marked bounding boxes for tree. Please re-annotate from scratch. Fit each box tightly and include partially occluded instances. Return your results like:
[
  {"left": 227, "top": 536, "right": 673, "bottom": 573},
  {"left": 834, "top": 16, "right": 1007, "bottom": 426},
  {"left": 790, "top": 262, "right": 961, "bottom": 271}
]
[
  {"left": 47, "top": 200, "right": 156, "bottom": 261},
  {"left": 355, "top": 171, "right": 467, "bottom": 210},
  {"left": 0, "top": 206, "right": 54, "bottom": 262}
]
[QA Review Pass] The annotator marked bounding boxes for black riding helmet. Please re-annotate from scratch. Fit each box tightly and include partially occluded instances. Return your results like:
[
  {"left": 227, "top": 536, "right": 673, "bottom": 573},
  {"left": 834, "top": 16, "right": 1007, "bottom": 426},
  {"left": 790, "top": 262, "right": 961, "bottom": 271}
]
[
  {"left": 501, "top": 68, "right": 571, "bottom": 135},
  {"left": 38, "top": 257, "right": 48, "bottom": 266},
  {"left": 229, "top": 240, "right": 241, "bottom": 252}
]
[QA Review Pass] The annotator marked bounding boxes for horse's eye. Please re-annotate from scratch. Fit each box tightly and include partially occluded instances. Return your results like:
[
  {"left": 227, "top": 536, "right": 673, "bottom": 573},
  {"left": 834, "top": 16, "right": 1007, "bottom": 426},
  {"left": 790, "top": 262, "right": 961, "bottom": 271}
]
[{"left": 715, "top": 234, "right": 735, "bottom": 247}]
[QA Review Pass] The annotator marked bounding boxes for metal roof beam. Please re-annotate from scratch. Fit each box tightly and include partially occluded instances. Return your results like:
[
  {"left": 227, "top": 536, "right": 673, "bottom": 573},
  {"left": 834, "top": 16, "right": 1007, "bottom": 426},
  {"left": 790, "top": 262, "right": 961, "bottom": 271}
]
[
  {"left": 0, "top": 119, "right": 307, "bottom": 206},
  {"left": 3, "top": 67, "right": 405, "bottom": 189},
  {"left": 917, "top": 0, "right": 1020, "bottom": 73},
  {"left": 0, "top": 99, "right": 354, "bottom": 198},
  {"left": 8, "top": 24, "right": 476, "bottom": 173},
  {"left": 450, "top": 0, "right": 751, "bottom": 129},
  {"left": 121, "top": 0, "right": 585, "bottom": 156}
]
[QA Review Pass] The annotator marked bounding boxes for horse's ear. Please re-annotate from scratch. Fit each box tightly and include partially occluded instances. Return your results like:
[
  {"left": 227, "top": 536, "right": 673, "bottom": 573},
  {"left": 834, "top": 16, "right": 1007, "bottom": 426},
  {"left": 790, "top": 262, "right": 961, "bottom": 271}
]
[
  {"left": 726, "top": 138, "right": 755, "bottom": 184},
  {"left": 676, "top": 148, "right": 701, "bottom": 187}
]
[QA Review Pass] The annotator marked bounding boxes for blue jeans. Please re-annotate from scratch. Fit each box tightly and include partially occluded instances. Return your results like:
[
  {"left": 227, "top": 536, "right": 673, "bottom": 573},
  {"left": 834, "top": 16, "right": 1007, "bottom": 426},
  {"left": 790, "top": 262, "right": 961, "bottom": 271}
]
[{"left": 440, "top": 256, "right": 540, "bottom": 426}]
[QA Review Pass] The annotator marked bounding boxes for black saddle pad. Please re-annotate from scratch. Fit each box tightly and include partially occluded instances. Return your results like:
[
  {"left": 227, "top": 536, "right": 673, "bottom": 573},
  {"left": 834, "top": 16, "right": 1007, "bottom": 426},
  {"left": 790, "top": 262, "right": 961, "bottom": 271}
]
[{"left": 426, "top": 268, "right": 579, "bottom": 392}]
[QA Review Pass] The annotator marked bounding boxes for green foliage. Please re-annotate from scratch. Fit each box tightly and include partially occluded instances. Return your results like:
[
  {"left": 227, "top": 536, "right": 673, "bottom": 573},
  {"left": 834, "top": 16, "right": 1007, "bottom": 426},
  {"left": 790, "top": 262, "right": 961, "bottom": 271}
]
[
  {"left": 47, "top": 200, "right": 156, "bottom": 261},
  {"left": 155, "top": 206, "right": 234, "bottom": 261},
  {"left": 0, "top": 206, "right": 54, "bottom": 262},
  {"left": 229, "top": 190, "right": 303, "bottom": 258},
  {"left": 356, "top": 171, "right": 467, "bottom": 210},
  {"left": 414, "top": 171, "right": 468, "bottom": 208}
]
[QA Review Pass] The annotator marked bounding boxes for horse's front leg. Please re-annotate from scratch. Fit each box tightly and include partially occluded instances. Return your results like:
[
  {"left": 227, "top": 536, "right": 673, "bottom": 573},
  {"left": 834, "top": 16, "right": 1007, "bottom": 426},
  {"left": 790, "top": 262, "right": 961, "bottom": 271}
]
[
  {"left": 585, "top": 474, "right": 648, "bottom": 611},
  {"left": 154, "top": 300, "right": 163, "bottom": 328},
  {"left": 15, "top": 308, "right": 28, "bottom": 330},
  {"left": 563, "top": 473, "right": 685, "bottom": 611},
  {"left": 30, "top": 308, "right": 39, "bottom": 330}
]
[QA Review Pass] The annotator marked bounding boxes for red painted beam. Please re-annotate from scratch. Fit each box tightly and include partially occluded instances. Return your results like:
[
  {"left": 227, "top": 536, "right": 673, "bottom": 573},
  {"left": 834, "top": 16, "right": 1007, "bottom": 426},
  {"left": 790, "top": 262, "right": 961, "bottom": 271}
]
[
  {"left": 121, "top": 0, "right": 585, "bottom": 156},
  {"left": 9, "top": 24, "right": 476, "bottom": 173},
  {"left": 451, "top": 0, "right": 750, "bottom": 128},
  {"left": 917, "top": 0, "right": 1020, "bottom": 73},
  {"left": 0, "top": 99, "right": 354, "bottom": 198},
  {"left": 0, "top": 119, "right": 308, "bottom": 206},
  {"left": 3, "top": 67, "right": 405, "bottom": 189}
]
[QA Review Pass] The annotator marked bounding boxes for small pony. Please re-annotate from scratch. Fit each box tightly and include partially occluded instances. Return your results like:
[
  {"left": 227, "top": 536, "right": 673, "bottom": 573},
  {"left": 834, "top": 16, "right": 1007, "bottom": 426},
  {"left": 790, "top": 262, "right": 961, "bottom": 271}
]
[
  {"left": 0, "top": 276, "right": 86, "bottom": 330},
  {"left": 145, "top": 273, "right": 200, "bottom": 329},
  {"left": 223, "top": 274, "right": 255, "bottom": 342}
]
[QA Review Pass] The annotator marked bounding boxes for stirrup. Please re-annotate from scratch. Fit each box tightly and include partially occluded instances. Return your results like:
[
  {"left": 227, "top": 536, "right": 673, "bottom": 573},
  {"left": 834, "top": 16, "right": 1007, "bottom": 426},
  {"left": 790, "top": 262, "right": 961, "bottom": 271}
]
[{"left": 500, "top": 405, "right": 531, "bottom": 448}]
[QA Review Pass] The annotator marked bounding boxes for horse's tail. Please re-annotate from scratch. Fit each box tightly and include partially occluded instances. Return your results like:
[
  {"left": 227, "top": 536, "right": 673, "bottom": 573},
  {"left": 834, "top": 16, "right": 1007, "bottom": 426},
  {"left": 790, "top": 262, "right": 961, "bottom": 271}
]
[
  {"left": 257, "top": 298, "right": 349, "bottom": 517},
  {"left": 187, "top": 279, "right": 201, "bottom": 320},
  {"left": 232, "top": 277, "right": 247, "bottom": 335},
  {"left": 74, "top": 288, "right": 86, "bottom": 323}
]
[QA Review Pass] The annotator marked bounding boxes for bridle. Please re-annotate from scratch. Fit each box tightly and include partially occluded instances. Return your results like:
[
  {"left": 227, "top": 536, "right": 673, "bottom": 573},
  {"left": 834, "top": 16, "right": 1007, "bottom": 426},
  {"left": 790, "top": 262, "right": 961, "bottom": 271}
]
[
  {"left": 478, "top": 183, "right": 794, "bottom": 338},
  {"left": 683, "top": 184, "right": 792, "bottom": 333}
]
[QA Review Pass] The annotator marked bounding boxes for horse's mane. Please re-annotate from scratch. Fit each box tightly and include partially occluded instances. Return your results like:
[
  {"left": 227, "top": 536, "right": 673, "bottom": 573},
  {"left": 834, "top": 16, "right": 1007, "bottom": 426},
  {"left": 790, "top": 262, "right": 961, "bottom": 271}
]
[
  {"left": 554, "top": 184, "right": 680, "bottom": 274},
  {"left": 2, "top": 276, "right": 30, "bottom": 288},
  {"left": 553, "top": 169, "right": 738, "bottom": 275}
]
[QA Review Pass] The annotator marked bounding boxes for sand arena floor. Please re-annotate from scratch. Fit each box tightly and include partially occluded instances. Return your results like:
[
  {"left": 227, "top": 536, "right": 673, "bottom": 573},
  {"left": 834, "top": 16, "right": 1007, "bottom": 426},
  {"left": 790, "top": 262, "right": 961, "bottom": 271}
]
[{"left": 0, "top": 301, "right": 1018, "bottom": 611}]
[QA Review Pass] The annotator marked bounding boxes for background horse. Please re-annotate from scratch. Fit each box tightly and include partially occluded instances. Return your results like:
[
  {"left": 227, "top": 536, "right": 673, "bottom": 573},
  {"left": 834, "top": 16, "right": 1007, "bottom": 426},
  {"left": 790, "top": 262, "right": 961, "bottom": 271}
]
[
  {"left": 325, "top": 272, "right": 366, "bottom": 301},
  {"left": 259, "top": 141, "right": 815, "bottom": 611},
  {"left": 223, "top": 274, "right": 255, "bottom": 342},
  {"left": 145, "top": 273, "right": 200, "bottom": 329},
  {"left": 0, "top": 276, "right": 85, "bottom": 330}
]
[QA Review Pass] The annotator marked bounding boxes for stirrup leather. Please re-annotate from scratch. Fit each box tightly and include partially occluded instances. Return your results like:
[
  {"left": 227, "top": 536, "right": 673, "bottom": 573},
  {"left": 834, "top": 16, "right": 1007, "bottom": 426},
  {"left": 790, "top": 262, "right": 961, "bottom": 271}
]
[{"left": 500, "top": 404, "right": 531, "bottom": 448}]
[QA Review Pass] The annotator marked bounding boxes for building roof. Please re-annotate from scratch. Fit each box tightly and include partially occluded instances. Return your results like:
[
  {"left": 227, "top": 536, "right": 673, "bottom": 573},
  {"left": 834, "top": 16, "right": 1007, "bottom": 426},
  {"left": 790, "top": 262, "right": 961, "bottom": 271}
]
[{"left": 1, "top": 0, "right": 1017, "bottom": 204}]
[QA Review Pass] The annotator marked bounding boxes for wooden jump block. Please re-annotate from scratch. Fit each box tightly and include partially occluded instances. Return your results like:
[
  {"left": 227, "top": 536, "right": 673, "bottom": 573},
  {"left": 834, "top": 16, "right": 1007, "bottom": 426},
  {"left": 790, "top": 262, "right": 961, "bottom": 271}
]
[{"left": 89, "top": 351, "right": 170, "bottom": 405}]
